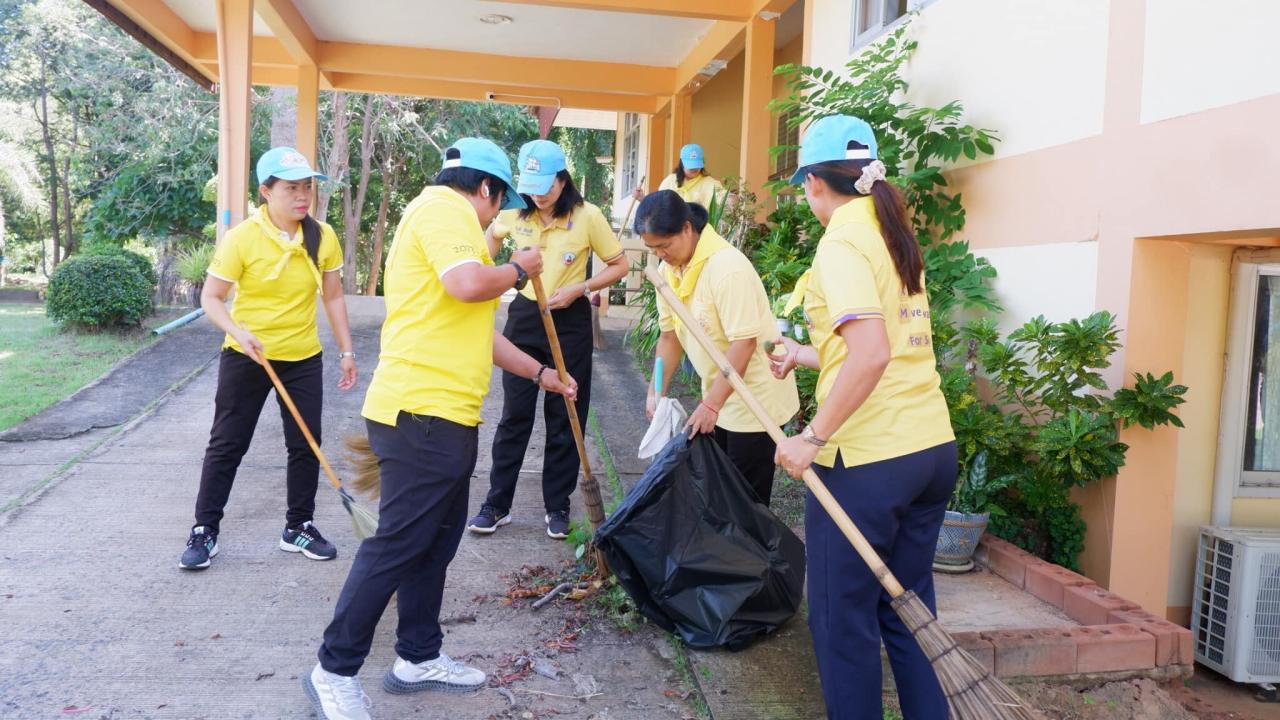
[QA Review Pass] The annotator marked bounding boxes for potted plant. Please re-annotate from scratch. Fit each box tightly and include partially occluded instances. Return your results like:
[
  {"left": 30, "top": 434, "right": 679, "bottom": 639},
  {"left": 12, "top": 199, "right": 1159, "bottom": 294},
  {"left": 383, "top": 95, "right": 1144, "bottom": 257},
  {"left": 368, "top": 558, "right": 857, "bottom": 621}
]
[
  {"left": 175, "top": 243, "right": 215, "bottom": 307},
  {"left": 935, "top": 451, "right": 1013, "bottom": 571}
]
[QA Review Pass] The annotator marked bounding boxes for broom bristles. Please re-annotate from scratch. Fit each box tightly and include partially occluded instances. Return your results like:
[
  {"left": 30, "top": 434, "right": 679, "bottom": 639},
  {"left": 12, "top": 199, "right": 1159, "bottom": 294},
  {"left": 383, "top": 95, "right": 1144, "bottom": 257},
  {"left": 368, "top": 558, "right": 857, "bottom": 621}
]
[
  {"left": 344, "top": 434, "right": 383, "bottom": 498},
  {"left": 891, "top": 591, "right": 1043, "bottom": 720},
  {"left": 342, "top": 494, "right": 379, "bottom": 540}
]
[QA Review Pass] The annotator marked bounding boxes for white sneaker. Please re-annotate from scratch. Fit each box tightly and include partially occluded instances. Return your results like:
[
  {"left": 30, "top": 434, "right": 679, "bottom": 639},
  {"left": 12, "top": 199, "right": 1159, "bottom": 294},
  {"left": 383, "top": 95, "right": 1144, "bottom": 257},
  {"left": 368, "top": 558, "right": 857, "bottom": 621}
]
[
  {"left": 382, "top": 652, "right": 486, "bottom": 694},
  {"left": 303, "top": 663, "right": 372, "bottom": 720}
]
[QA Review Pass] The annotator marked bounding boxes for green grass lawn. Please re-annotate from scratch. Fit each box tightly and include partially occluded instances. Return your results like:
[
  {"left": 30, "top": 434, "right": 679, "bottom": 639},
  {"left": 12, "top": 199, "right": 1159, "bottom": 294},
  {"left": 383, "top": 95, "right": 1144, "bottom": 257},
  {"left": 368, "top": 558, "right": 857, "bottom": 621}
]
[{"left": 0, "top": 303, "right": 168, "bottom": 432}]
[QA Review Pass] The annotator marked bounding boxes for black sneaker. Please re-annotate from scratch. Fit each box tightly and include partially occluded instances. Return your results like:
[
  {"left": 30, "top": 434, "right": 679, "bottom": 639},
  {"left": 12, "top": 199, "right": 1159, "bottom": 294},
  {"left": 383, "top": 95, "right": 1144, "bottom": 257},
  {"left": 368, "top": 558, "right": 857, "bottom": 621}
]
[
  {"left": 545, "top": 510, "right": 570, "bottom": 540},
  {"left": 178, "top": 525, "right": 219, "bottom": 570},
  {"left": 279, "top": 521, "right": 337, "bottom": 561},
  {"left": 466, "top": 504, "right": 511, "bottom": 535}
]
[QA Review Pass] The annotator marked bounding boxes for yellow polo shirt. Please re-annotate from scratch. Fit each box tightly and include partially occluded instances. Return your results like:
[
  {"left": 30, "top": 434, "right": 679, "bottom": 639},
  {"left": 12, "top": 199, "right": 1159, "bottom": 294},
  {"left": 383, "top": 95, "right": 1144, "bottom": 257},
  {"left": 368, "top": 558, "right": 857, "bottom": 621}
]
[
  {"left": 207, "top": 208, "right": 343, "bottom": 362},
  {"left": 804, "top": 196, "right": 953, "bottom": 467},
  {"left": 497, "top": 202, "right": 623, "bottom": 302},
  {"left": 657, "top": 231, "right": 799, "bottom": 433},
  {"left": 658, "top": 173, "right": 726, "bottom": 210},
  {"left": 362, "top": 186, "right": 498, "bottom": 428}
]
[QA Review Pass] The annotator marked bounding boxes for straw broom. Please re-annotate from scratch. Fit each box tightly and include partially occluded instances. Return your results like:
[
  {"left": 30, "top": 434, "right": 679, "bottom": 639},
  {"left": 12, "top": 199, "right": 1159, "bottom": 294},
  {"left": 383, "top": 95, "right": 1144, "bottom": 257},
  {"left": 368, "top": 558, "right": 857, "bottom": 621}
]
[
  {"left": 260, "top": 357, "right": 379, "bottom": 540},
  {"left": 642, "top": 265, "right": 1040, "bottom": 720}
]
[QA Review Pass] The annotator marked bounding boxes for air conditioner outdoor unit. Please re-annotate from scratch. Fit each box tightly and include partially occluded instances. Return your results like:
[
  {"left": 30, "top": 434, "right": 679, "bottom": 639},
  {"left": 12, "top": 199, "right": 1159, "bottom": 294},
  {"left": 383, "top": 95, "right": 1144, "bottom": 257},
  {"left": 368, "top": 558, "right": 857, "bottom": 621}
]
[{"left": 1192, "top": 526, "right": 1280, "bottom": 683}]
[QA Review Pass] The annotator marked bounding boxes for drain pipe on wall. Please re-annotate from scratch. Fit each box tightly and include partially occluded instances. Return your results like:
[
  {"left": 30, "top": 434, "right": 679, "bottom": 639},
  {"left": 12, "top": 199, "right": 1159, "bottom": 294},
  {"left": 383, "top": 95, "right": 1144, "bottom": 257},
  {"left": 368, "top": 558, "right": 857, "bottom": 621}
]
[{"left": 153, "top": 308, "right": 205, "bottom": 336}]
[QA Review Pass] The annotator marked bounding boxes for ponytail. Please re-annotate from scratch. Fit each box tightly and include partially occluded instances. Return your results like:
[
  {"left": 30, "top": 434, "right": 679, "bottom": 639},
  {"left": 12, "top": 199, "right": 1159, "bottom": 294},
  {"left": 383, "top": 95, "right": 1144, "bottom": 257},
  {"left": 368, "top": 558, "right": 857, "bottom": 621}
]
[
  {"left": 803, "top": 158, "right": 923, "bottom": 296},
  {"left": 300, "top": 215, "right": 321, "bottom": 266}
]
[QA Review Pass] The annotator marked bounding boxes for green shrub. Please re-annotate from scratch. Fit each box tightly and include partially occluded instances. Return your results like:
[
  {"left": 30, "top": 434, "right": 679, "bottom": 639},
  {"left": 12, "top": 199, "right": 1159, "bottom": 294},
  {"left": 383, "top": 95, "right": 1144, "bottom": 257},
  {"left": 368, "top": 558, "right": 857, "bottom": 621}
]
[
  {"left": 82, "top": 243, "right": 158, "bottom": 290},
  {"left": 175, "top": 243, "right": 216, "bottom": 284},
  {"left": 46, "top": 254, "right": 152, "bottom": 328}
]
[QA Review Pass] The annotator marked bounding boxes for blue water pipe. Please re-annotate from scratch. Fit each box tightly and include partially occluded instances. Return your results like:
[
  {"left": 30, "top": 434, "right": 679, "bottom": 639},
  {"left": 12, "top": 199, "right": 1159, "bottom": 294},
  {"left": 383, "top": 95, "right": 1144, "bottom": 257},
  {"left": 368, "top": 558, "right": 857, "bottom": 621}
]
[{"left": 152, "top": 308, "right": 205, "bottom": 336}]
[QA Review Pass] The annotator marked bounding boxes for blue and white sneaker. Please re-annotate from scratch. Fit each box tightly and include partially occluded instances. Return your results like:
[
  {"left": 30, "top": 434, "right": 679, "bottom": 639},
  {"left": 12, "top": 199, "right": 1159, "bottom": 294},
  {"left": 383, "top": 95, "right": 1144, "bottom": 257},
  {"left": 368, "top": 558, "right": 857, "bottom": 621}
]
[
  {"left": 279, "top": 521, "right": 337, "bottom": 561},
  {"left": 178, "top": 525, "right": 219, "bottom": 570}
]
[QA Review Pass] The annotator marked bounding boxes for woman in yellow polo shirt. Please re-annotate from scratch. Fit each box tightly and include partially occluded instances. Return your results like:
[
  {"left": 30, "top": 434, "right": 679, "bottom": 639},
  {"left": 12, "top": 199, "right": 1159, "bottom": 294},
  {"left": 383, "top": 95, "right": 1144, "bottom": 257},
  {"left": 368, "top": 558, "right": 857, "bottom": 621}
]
[
  {"left": 307, "top": 138, "right": 575, "bottom": 720},
  {"left": 632, "top": 143, "right": 726, "bottom": 210},
  {"left": 637, "top": 189, "right": 798, "bottom": 504},
  {"left": 468, "top": 140, "right": 628, "bottom": 540},
  {"left": 179, "top": 147, "right": 357, "bottom": 571},
  {"left": 769, "top": 116, "right": 956, "bottom": 720}
]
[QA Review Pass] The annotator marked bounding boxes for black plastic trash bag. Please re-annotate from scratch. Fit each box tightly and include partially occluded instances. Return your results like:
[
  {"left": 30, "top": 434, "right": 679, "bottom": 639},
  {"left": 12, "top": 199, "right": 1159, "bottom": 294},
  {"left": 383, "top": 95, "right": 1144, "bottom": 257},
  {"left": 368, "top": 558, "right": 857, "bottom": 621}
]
[{"left": 596, "top": 433, "right": 805, "bottom": 650}]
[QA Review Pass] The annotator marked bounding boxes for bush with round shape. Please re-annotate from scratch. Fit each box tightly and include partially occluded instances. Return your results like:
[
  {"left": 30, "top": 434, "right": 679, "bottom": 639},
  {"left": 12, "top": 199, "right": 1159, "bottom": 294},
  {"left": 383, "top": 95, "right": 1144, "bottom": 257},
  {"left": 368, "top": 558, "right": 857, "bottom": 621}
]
[
  {"left": 46, "top": 254, "right": 153, "bottom": 329},
  {"left": 82, "top": 243, "right": 158, "bottom": 290}
]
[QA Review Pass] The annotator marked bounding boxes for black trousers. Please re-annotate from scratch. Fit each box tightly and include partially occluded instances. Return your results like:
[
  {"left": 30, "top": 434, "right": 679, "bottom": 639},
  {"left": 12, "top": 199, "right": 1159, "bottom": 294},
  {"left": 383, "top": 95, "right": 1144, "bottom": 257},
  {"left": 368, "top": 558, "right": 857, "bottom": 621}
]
[
  {"left": 808, "top": 442, "right": 957, "bottom": 720},
  {"left": 711, "top": 426, "right": 778, "bottom": 506},
  {"left": 486, "top": 295, "right": 592, "bottom": 514},
  {"left": 319, "top": 413, "right": 478, "bottom": 676},
  {"left": 193, "top": 348, "right": 323, "bottom": 533}
]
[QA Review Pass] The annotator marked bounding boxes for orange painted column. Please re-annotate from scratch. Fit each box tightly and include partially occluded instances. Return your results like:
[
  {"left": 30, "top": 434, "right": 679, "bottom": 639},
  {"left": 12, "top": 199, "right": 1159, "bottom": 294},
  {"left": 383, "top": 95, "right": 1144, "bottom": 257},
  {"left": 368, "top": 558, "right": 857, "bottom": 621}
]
[
  {"left": 648, "top": 110, "right": 669, "bottom": 191},
  {"left": 296, "top": 64, "right": 320, "bottom": 166},
  {"left": 215, "top": 0, "right": 253, "bottom": 242},
  {"left": 668, "top": 92, "right": 692, "bottom": 164},
  {"left": 740, "top": 13, "right": 775, "bottom": 217},
  {"left": 1091, "top": 0, "right": 1177, "bottom": 617}
]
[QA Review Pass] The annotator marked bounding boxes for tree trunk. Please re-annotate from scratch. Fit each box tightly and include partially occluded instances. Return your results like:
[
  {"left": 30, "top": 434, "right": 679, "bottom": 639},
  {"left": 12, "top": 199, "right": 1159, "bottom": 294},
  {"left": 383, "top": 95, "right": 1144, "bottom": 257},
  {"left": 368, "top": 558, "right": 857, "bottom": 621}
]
[
  {"left": 269, "top": 87, "right": 297, "bottom": 148},
  {"left": 60, "top": 152, "right": 73, "bottom": 255},
  {"left": 0, "top": 199, "right": 7, "bottom": 287},
  {"left": 315, "top": 92, "right": 349, "bottom": 224},
  {"left": 365, "top": 156, "right": 397, "bottom": 296},
  {"left": 37, "top": 54, "right": 61, "bottom": 268},
  {"left": 342, "top": 97, "right": 378, "bottom": 294}
]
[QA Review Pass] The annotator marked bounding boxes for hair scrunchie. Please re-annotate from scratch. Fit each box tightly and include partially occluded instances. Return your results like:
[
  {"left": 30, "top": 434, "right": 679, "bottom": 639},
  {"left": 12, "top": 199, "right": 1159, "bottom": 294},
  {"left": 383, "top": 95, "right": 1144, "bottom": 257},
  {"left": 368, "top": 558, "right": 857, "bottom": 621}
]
[{"left": 854, "top": 160, "right": 887, "bottom": 195}]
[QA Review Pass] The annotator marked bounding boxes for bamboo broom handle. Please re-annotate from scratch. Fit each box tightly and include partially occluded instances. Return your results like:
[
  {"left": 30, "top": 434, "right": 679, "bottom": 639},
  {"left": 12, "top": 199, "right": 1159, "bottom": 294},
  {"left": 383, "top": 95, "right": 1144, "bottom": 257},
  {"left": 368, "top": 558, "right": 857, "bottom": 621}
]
[
  {"left": 261, "top": 356, "right": 345, "bottom": 494},
  {"left": 643, "top": 264, "right": 906, "bottom": 599},
  {"left": 530, "top": 275, "right": 607, "bottom": 534}
]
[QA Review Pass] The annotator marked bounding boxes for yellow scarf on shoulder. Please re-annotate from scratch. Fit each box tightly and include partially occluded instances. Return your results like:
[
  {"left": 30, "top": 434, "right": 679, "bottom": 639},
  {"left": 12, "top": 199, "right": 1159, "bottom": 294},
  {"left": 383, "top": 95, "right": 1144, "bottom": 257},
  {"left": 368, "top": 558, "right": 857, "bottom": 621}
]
[
  {"left": 662, "top": 225, "right": 732, "bottom": 333},
  {"left": 253, "top": 207, "right": 324, "bottom": 294}
]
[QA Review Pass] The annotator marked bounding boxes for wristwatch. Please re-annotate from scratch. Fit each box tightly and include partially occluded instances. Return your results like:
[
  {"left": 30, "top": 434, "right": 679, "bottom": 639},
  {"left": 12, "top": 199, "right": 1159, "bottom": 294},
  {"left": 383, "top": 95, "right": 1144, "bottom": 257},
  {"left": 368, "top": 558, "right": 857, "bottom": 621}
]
[
  {"left": 801, "top": 425, "right": 828, "bottom": 447},
  {"left": 533, "top": 364, "right": 551, "bottom": 387},
  {"left": 337, "top": 351, "right": 356, "bottom": 360},
  {"left": 581, "top": 282, "right": 592, "bottom": 297},
  {"left": 508, "top": 261, "right": 529, "bottom": 291}
]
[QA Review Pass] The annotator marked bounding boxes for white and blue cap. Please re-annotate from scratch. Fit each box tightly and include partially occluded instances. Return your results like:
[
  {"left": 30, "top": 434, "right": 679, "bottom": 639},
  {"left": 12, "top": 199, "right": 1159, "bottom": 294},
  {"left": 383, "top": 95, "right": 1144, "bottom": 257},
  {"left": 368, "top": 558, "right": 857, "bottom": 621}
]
[
  {"left": 515, "top": 140, "right": 567, "bottom": 196},
  {"left": 256, "top": 146, "right": 327, "bottom": 187},
  {"left": 443, "top": 137, "right": 526, "bottom": 210},
  {"left": 679, "top": 143, "right": 705, "bottom": 170},
  {"left": 789, "top": 115, "right": 879, "bottom": 185}
]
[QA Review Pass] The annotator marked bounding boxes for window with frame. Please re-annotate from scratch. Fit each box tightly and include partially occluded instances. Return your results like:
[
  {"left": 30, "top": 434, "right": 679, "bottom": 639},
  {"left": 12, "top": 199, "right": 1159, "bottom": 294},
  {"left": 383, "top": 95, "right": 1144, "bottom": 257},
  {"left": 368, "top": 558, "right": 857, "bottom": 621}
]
[
  {"left": 851, "top": 0, "right": 929, "bottom": 51},
  {"left": 620, "top": 113, "right": 641, "bottom": 197},
  {"left": 772, "top": 109, "right": 800, "bottom": 181},
  {"left": 1218, "top": 252, "right": 1280, "bottom": 496}
]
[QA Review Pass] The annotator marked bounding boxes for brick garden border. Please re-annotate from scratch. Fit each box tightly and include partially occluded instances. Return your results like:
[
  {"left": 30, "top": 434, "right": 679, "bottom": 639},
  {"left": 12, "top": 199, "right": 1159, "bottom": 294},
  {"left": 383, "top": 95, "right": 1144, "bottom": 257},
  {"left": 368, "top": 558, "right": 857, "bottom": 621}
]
[{"left": 962, "top": 534, "right": 1195, "bottom": 682}]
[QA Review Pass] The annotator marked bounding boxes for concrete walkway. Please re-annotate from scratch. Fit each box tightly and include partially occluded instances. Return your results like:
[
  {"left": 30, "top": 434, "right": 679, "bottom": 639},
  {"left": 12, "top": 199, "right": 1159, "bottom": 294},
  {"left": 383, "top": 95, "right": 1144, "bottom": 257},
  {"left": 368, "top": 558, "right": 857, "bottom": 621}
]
[{"left": 0, "top": 297, "right": 690, "bottom": 720}]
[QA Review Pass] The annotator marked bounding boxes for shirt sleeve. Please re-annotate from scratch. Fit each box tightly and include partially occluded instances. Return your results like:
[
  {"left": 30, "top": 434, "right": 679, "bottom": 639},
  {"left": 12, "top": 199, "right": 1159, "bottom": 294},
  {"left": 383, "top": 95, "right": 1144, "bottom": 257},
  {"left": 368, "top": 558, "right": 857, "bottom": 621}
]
[
  {"left": 318, "top": 222, "right": 344, "bottom": 272},
  {"left": 655, "top": 262, "right": 675, "bottom": 333},
  {"left": 657, "top": 174, "right": 677, "bottom": 192},
  {"left": 713, "top": 267, "right": 771, "bottom": 342},
  {"left": 588, "top": 205, "right": 624, "bottom": 262},
  {"left": 656, "top": 292, "right": 675, "bottom": 333},
  {"left": 812, "top": 237, "right": 882, "bottom": 329},
  {"left": 206, "top": 233, "right": 244, "bottom": 283},
  {"left": 417, "top": 201, "right": 488, "bottom": 276}
]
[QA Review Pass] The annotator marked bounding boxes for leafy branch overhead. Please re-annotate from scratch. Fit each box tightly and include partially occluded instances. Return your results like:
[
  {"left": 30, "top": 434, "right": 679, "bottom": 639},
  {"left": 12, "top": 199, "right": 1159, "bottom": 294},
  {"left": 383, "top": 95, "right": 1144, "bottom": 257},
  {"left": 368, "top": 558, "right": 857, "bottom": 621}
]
[{"left": 769, "top": 21, "right": 998, "bottom": 245}]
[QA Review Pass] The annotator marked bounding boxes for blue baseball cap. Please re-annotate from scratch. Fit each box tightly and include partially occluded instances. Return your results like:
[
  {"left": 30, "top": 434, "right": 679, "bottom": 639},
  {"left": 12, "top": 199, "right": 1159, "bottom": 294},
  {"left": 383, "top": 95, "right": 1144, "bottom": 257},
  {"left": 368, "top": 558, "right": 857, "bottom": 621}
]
[
  {"left": 256, "top": 146, "right": 327, "bottom": 186},
  {"left": 679, "top": 143, "right": 705, "bottom": 170},
  {"left": 789, "top": 115, "right": 879, "bottom": 185},
  {"left": 443, "top": 137, "right": 526, "bottom": 210},
  {"left": 515, "top": 140, "right": 567, "bottom": 196}
]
